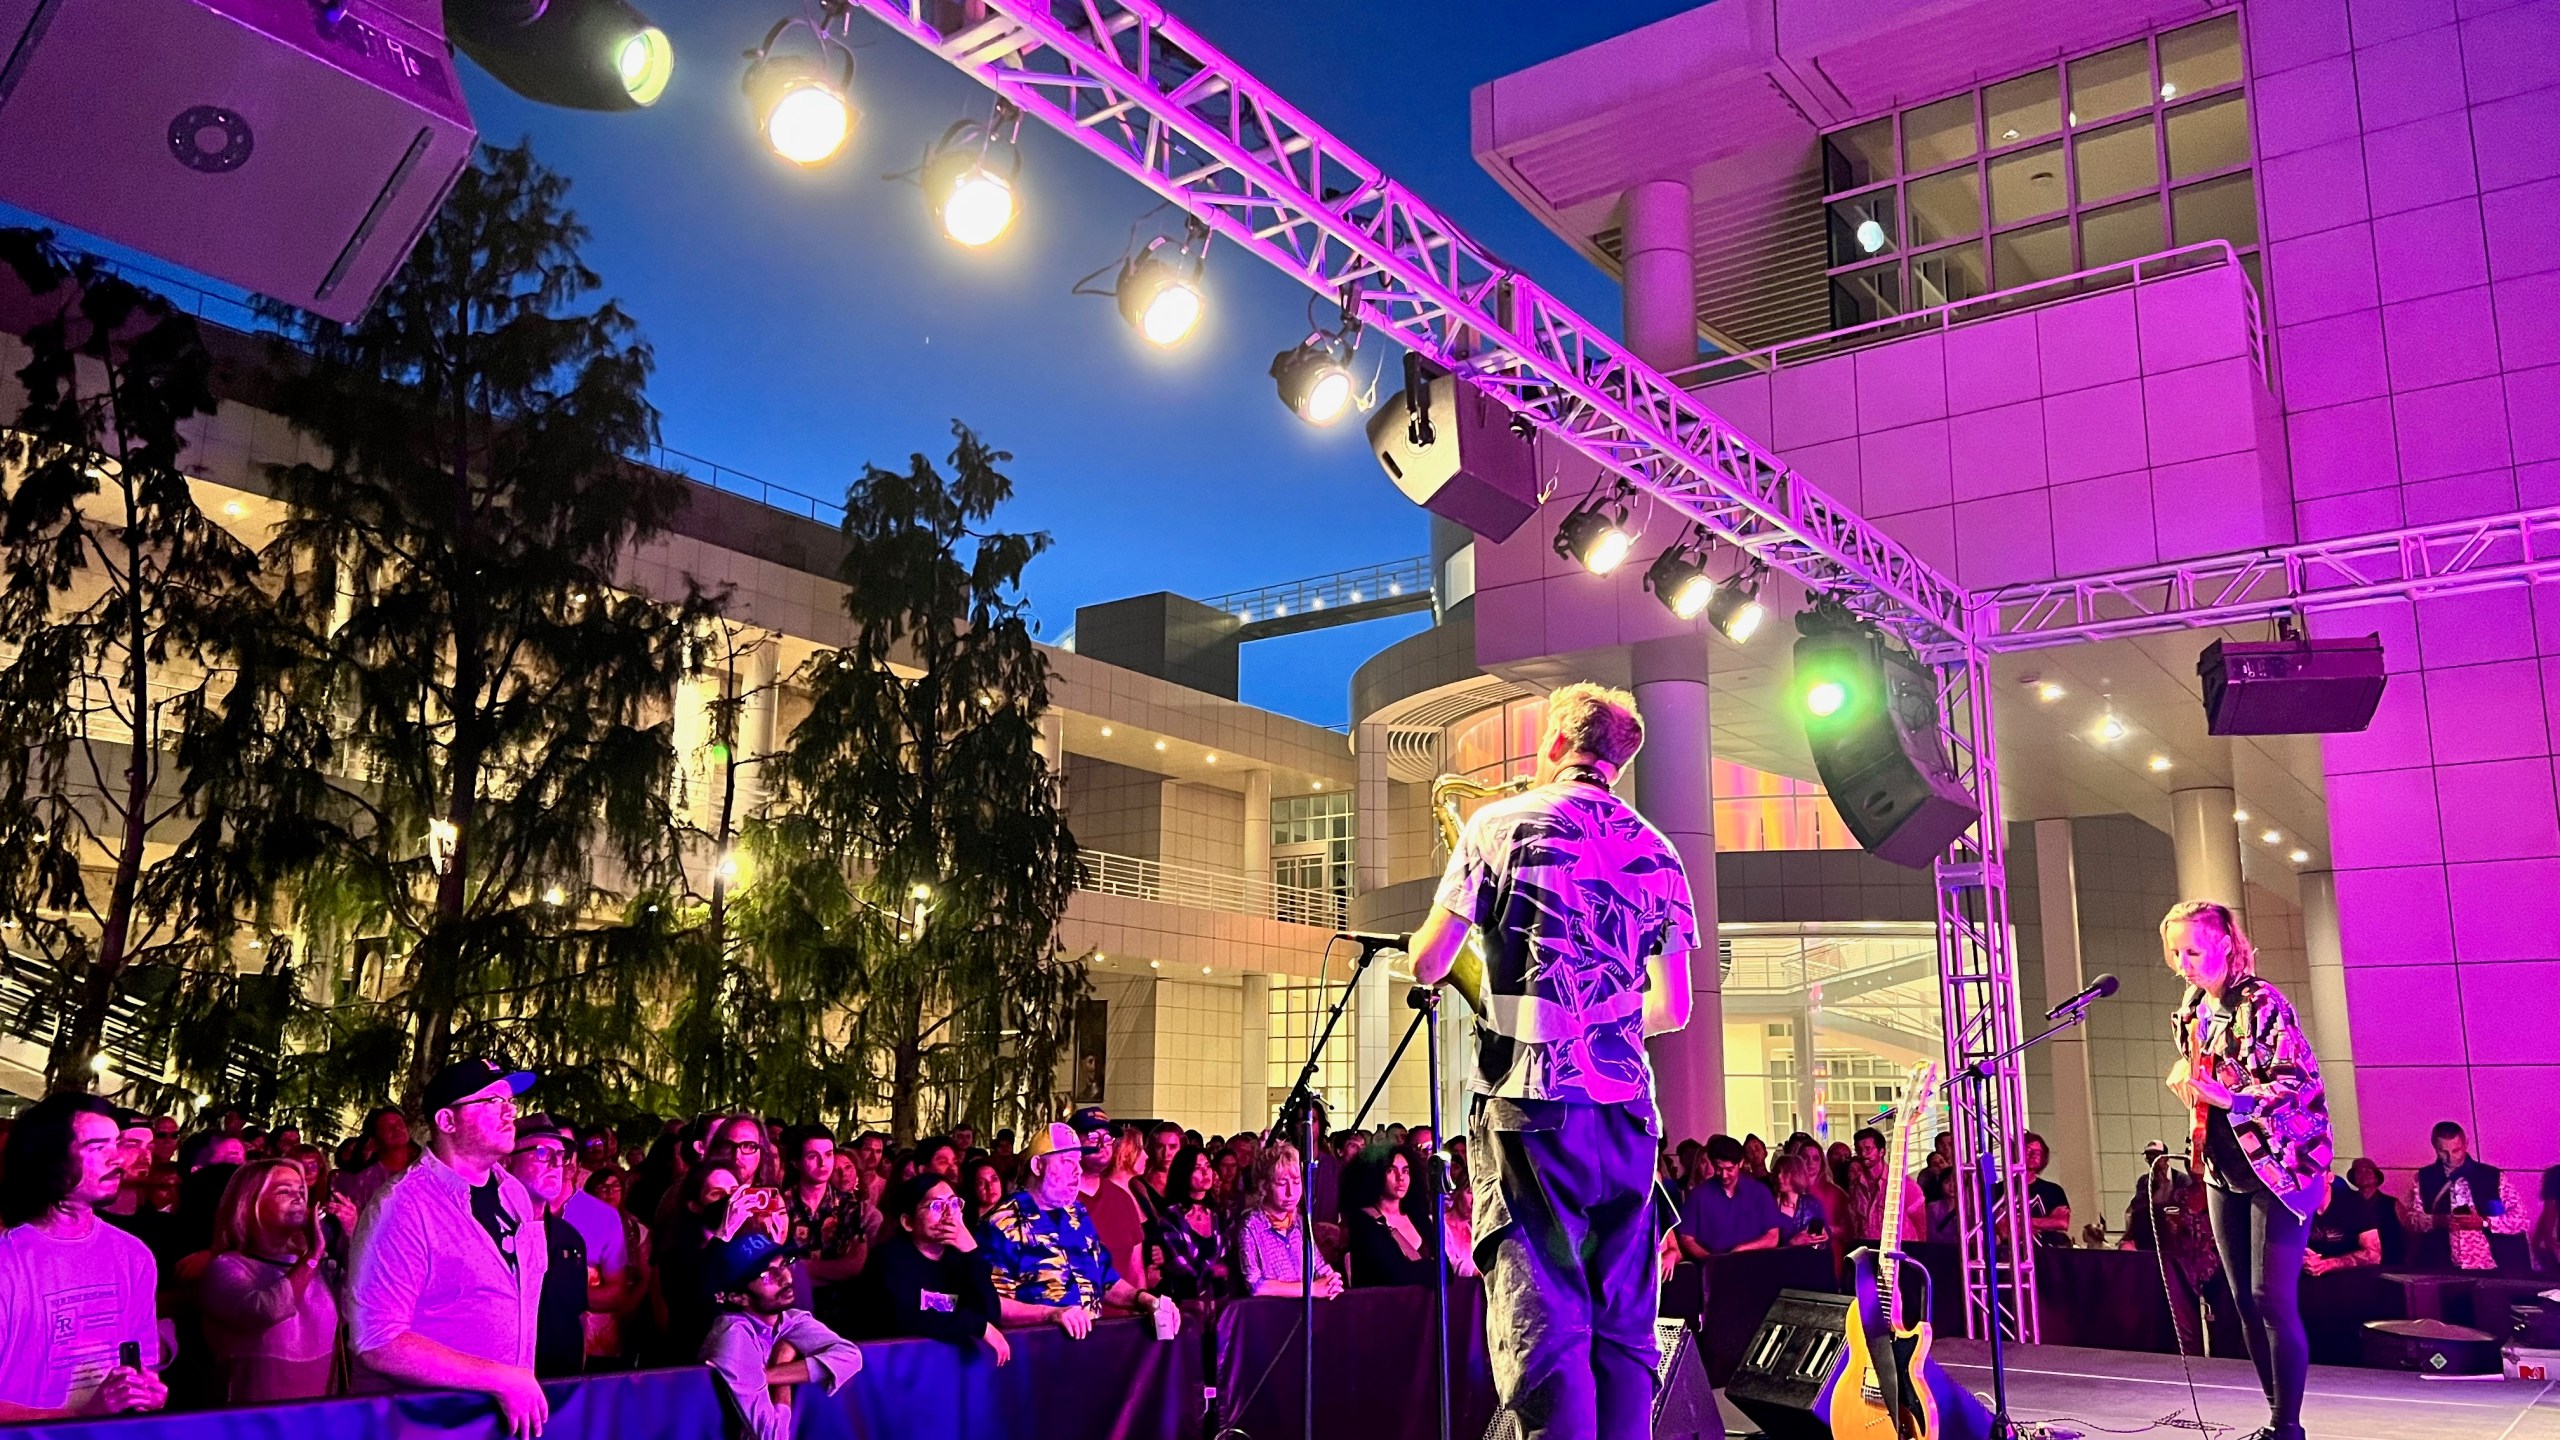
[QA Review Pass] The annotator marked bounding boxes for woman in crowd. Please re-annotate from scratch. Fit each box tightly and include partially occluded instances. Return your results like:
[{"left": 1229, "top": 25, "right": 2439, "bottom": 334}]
[
  {"left": 581, "top": 1166, "right": 651, "bottom": 1363},
  {"left": 959, "top": 1156, "right": 1008, "bottom": 1228},
  {"left": 1827, "top": 1140, "right": 1854, "bottom": 1194},
  {"left": 1236, "top": 1141, "right": 1343, "bottom": 1298},
  {"left": 1742, "top": 1134, "right": 1772, "bottom": 1189},
  {"left": 649, "top": 1160, "right": 746, "bottom": 1364},
  {"left": 853, "top": 1175, "right": 1009, "bottom": 1362},
  {"left": 1342, "top": 1144, "right": 1470, "bottom": 1288},
  {"left": 2534, "top": 1165, "right": 2560, "bottom": 1274},
  {"left": 197, "top": 1158, "right": 352, "bottom": 1402},
  {"left": 1770, "top": 1152, "right": 1830, "bottom": 1248},
  {"left": 1088, "top": 1126, "right": 1155, "bottom": 1290},
  {"left": 1148, "top": 1146, "right": 1231, "bottom": 1301},
  {"left": 1786, "top": 1135, "right": 1850, "bottom": 1253}
]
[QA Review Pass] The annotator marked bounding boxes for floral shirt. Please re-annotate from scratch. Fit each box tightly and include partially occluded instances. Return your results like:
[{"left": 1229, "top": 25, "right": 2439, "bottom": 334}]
[
  {"left": 1434, "top": 777, "right": 1697, "bottom": 1133},
  {"left": 974, "top": 1192, "right": 1116, "bottom": 1309},
  {"left": 2171, "top": 975, "right": 2332, "bottom": 1219},
  {"left": 785, "top": 1185, "right": 878, "bottom": 1263}
]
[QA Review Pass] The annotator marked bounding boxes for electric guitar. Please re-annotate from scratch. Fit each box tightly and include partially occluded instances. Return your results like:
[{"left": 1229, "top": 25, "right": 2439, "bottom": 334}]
[{"left": 1831, "top": 1061, "right": 1943, "bottom": 1440}]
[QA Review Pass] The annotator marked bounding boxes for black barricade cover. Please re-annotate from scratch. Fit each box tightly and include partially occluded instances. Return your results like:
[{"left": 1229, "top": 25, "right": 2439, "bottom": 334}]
[{"left": 1214, "top": 1284, "right": 1498, "bottom": 1440}]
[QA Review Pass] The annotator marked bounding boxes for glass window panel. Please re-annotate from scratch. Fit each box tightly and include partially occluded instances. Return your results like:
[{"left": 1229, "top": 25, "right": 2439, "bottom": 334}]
[
  {"left": 1991, "top": 221, "right": 2073, "bottom": 288},
  {"left": 2173, "top": 172, "right": 2259, "bottom": 249},
  {"left": 1828, "top": 263, "right": 1901, "bottom": 329},
  {"left": 1827, "top": 189, "right": 1900, "bottom": 267},
  {"left": 2068, "top": 40, "right": 2152, "bottom": 126},
  {"left": 1909, "top": 242, "right": 1988, "bottom": 307},
  {"left": 2158, "top": 14, "right": 2242, "bottom": 100},
  {"left": 1906, "top": 166, "right": 1982, "bottom": 245},
  {"left": 2240, "top": 250, "right": 2264, "bottom": 300},
  {"left": 2079, "top": 195, "right": 2164, "bottom": 268},
  {"left": 1903, "top": 93, "right": 1979, "bottom": 171},
  {"left": 2074, "top": 116, "right": 2159, "bottom": 203},
  {"left": 1985, "top": 69, "right": 2061, "bottom": 148},
  {"left": 1987, "top": 141, "right": 2067, "bottom": 226},
  {"left": 2166, "top": 94, "right": 2249, "bottom": 179},
  {"left": 1824, "top": 117, "right": 1895, "bottom": 194}
]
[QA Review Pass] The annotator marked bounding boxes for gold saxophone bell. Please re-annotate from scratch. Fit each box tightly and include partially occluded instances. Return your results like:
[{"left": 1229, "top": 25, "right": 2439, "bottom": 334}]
[{"left": 1429, "top": 772, "right": 1535, "bottom": 1013}]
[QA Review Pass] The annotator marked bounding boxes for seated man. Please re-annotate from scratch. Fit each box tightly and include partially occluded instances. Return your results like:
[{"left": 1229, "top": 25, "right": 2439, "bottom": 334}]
[
  {"left": 2408, "top": 1121, "right": 2527, "bottom": 1271},
  {"left": 701, "top": 1233, "right": 861, "bottom": 1440},
  {"left": 1676, "top": 1135, "right": 1780, "bottom": 1260},
  {"left": 974, "top": 1122, "right": 1175, "bottom": 1340}
]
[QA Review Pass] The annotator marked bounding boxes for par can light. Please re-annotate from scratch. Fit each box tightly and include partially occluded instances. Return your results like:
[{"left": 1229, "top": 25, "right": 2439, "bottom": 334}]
[
  {"left": 747, "top": 53, "right": 856, "bottom": 166},
  {"left": 1115, "top": 227, "right": 1209, "bottom": 347},
  {"left": 1643, "top": 544, "right": 1715, "bottom": 620},
  {"left": 921, "top": 107, "right": 1023, "bottom": 248},
  {"left": 1270, "top": 332, "right": 1358, "bottom": 425},
  {"left": 1554, "top": 491, "right": 1635, "bottom": 576},
  {"left": 446, "top": 0, "right": 672, "bottom": 112}
]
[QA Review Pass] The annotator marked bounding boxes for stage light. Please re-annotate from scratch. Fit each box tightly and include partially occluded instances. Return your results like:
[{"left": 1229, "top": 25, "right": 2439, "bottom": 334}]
[
  {"left": 921, "top": 104, "right": 1023, "bottom": 247},
  {"left": 447, "top": 0, "right": 673, "bottom": 112},
  {"left": 744, "top": 16, "right": 858, "bottom": 166},
  {"left": 1709, "top": 563, "right": 1769, "bottom": 644},
  {"left": 1095, "top": 220, "right": 1210, "bottom": 347},
  {"left": 1554, "top": 487, "right": 1635, "bottom": 575},
  {"left": 1644, "top": 536, "right": 1715, "bottom": 620},
  {"left": 1792, "top": 604, "right": 1980, "bottom": 867},
  {"left": 1271, "top": 331, "right": 1360, "bottom": 425},
  {"left": 1806, "top": 680, "right": 1848, "bottom": 718}
]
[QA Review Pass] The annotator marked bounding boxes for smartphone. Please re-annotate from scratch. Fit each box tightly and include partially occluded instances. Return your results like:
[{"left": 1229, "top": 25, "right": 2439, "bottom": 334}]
[{"left": 117, "top": 1341, "right": 141, "bottom": 1371}]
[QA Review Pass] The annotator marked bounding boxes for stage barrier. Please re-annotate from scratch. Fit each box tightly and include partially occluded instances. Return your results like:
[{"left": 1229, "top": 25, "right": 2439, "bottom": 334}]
[{"left": 1213, "top": 1283, "right": 1499, "bottom": 1440}]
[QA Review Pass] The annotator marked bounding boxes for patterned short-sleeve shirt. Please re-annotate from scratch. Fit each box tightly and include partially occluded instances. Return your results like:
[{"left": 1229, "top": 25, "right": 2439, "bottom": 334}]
[
  {"left": 1433, "top": 776, "right": 1697, "bottom": 1133},
  {"left": 973, "top": 1192, "right": 1117, "bottom": 1308}
]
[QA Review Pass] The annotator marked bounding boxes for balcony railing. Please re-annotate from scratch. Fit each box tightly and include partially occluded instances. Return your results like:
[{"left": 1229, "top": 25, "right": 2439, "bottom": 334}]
[
  {"left": 1074, "top": 848, "right": 1346, "bottom": 929},
  {"left": 1666, "top": 240, "right": 2264, "bottom": 391}
]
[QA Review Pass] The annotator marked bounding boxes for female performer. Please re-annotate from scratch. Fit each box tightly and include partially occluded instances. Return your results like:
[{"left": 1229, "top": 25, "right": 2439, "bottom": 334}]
[{"left": 2162, "top": 899, "right": 2331, "bottom": 1440}]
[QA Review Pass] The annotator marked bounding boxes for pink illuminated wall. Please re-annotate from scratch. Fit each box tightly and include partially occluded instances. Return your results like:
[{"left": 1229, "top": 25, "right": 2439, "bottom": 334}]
[{"left": 2256, "top": 0, "right": 2560, "bottom": 1178}]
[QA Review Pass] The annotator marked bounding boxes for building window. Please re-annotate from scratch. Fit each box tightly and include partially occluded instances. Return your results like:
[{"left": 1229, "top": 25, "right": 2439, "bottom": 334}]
[
  {"left": 1268, "top": 981, "right": 1357, "bottom": 1121},
  {"left": 1816, "top": 13, "right": 2252, "bottom": 325},
  {"left": 1271, "top": 791, "right": 1353, "bottom": 898}
]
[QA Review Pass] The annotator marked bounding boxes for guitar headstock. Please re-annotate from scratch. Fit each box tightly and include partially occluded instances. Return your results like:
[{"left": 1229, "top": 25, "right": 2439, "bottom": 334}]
[{"left": 1901, "top": 1061, "right": 1942, "bottom": 1143}]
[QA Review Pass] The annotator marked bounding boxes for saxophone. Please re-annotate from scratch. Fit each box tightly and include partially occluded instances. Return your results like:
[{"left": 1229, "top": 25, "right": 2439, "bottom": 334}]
[{"left": 1428, "top": 772, "right": 1535, "bottom": 1014}]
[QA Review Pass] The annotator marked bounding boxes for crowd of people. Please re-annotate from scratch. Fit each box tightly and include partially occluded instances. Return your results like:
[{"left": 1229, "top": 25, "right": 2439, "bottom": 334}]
[{"left": 0, "top": 1067, "right": 1474, "bottom": 1428}]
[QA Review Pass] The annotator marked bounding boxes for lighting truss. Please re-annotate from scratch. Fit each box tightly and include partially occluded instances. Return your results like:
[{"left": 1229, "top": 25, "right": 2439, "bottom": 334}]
[
  {"left": 842, "top": 0, "right": 1970, "bottom": 652},
  {"left": 1973, "top": 505, "right": 2560, "bottom": 652}
]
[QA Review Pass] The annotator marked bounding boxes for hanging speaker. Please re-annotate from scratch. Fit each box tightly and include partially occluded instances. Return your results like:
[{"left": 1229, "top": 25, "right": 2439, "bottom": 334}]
[
  {"left": 2197, "top": 635, "right": 2386, "bottom": 735},
  {"left": 1793, "top": 623, "right": 1979, "bottom": 869},
  {"left": 1367, "top": 367, "right": 1539, "bottom": 542}
]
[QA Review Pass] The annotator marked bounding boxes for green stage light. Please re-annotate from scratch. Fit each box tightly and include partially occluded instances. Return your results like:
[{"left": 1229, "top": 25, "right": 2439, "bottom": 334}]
[{"left": 1805, "top": 679, "right": 1847, "bottom": 718}]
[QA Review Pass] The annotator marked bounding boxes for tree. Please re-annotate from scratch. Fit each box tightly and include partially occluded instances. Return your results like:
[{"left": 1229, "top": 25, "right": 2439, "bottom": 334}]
[
  {"left": 0, "top": 231, "right": 299, "bottom": 1098},
  {"left": 749, "top": 424, "right": 1083, "bottom": 1141},
  {"left": 256, "top": 144, "right": 710, "bottom": 1113}
]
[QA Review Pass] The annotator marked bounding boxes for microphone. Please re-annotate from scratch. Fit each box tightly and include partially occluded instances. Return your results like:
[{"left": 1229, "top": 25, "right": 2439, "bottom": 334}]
[
  {"left": 1335, "top": 931, "right": 1410, "bottom": 961},
  {"left": 2046, "top": 973, "right": 2120, "bottom": 1020}
]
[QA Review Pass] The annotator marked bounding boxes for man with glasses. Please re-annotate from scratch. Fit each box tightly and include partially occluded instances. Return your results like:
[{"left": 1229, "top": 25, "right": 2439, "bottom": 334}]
[
  {"left": 977, "top": 1122, "right": 1174, "bottom": 1340},
  {"left": 707, "top": 1117, "right": 773, "bottom": 1188},
  {"left": 345, "top": 1059, "right": 551, "bottom": 1439},
  {"left": 504, "top": 1115, "right": 590, "bottom": 1379}
]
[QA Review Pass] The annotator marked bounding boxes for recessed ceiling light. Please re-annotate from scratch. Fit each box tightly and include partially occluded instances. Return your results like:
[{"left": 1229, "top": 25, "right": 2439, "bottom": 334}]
[
  {"left": 2288, "top": 849, "right": 2309, "bottom": 865},
  {"left": 2094, "top": 714, "right": 2127, "bottom": 742},
  {"left": 1153, "top": 739, "right": 1167, "bottom": 752},
  {"left": 2038, "top": 683, "right": 2065, "bottom": 703},
  {"left": 1148, "top": 959, "right": 1160, "bottom": 970},
  {"left": 221, "top": 500, "right": 246, "bottom": 518},
  {"left": 2260, "top": 829, "right": 2282, "bottom": 845},
  {"left": 1100, "top": 726, "right": 1113, "bottom": 737},
  {"left": 1201, "top": 965, "right": 1212, "bottom": 975},
  {"left": 2232, "top": 808, "right": 2250, "bottom": 823},
  {"left": 1094, "top": 953, "right": 1105, "bottom": 962},
  {"left": 2147, "top": 755, "right": 2172, "bottom": 772},
  {"left": 1205, "top": 754, "right": 1218, "bottom": 764},
  {"left": 1312, "top": 781, "right": 1325, "bottom": 791}
]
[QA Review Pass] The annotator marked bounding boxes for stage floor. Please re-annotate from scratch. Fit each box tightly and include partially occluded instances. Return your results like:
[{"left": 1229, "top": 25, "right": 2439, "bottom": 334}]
[{"left": 1716, "top": 1338, "right": 2560, "bottom": 1440}]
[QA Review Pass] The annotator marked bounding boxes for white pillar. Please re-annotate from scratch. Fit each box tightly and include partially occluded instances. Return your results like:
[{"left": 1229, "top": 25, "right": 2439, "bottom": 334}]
[
  {"left": 1354, "top": 722, "right": 1390, "bottom": 895},
  {"left": 1239, "top": 972, "right": 1271, "bottom": 1135},
  {"left": 739, "top": 636, "right": 780, "bottom": 817},
  {"left": 1621, "top": 179, "right": 1697, "bottom": 374},
  {"left": 1244, "top": 768, "right": 1272, "bottom": 883},
  {"left": 2298, "top": 870, "right": 2362, "bottom": 1157},
  {"left": 1791, "top": 1006, "right": 1820, "bottom": 1137},
  {"left": 1351, "top": 723, "right": 1394, "bottom": 1126},
  {"left": 2170, "top": 786, "right": 2245, "bottom": 911},
  {"left": 1631, "top": 635, "right": 1722, "bottom": 1143},
  {"left": 671, "top": 672, "right": 714, "bottom": 826},
  {"left": 2033, "top": 818, "right": 2103, "bottom": 1238}
]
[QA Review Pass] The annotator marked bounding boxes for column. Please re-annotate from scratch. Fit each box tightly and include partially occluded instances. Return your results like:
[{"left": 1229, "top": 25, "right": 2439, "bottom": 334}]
[
  {"left": 2169, "top": 786, "right": 2245, "bottom": 910},
  {"left": 1239, "top": 971, "right": 1271, "bottom": 1135},
  {"left": 2033, "top": 818, "right": 2103, "bottom": 1237},
  {"left": 670, "top": 672, "right": 714, "bottom": 826},
  {"left": 1243, "top": 768, "right": 1272, "bottom": 884},
  {"left": 1621, "top": 179, "right": 1696, "bottom": 374},
  {"left": 738, "top": 636, "right": 780, "bottom": 817},
  {"left": 2298, "top": 870, "right": 2362, "bottom": 1157},
  {"left": 1791, "top": 1006, "right": 1820, "bottom": 1137},
  {"left": 1354, "top": 722, "right": 1390, "bottom": 895},
  {"left": 1631, "top": 635, "right": 1722, "bottom": 1143}
]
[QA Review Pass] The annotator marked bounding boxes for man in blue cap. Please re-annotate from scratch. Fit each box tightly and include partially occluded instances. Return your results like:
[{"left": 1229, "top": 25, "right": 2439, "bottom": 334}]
[{"left": 701, "top": 1231, "right": 861, "bottom": 1440}]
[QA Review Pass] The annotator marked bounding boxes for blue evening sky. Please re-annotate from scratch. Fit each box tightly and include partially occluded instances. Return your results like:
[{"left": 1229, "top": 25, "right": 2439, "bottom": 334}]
[{"left": 39, "top": 3, "right": 1693, "bottom": 725}]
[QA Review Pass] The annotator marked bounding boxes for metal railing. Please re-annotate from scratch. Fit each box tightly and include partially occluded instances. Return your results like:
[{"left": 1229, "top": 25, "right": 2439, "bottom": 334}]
[
  {"left": 1666, "top": 241, "right": 2265, "bottom": 391},
  {"left": 1198, "top": 556, "right": 1434, "bottom": 626},
  {"left": 639, "top": 443, "right": 845, "bottom": 529},
  {"left": 1073, "top": 848, "right": 1346, "bottom": 929}
]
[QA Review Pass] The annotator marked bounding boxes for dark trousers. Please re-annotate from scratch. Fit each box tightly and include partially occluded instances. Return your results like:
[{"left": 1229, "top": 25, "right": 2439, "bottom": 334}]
[
  {"left": 2210, "top": 1183, "right": 2310, "bottom": 1438},
  {"left": 1471, "top": 1097, "right": 1659, "bottom": 1440}
]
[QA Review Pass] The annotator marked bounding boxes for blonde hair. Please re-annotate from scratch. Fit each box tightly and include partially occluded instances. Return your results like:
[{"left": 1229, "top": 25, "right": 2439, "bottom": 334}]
[
  {"left": 2159, "top": 899, "right": 2258, "bottom": 980},
  {"left": 1251, "top": 1139, "right": 1302, "bottom": 1211},
  {"left": 1546, "top": 682, "right": 1645, "bottom": 770},
  {"left": 211, "top": 1158, "right": 310, "bottom": 1258}
]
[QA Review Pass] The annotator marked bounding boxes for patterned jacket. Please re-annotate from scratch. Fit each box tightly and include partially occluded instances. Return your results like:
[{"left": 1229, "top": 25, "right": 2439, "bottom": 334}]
[{"left": 2170, "top": 974, "right": 2332, "bottom": 1219}]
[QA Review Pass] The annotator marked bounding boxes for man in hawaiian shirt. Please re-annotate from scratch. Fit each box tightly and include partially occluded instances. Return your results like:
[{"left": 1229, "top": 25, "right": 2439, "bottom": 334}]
[
  {"left": 1410, "top": 682, "right": 1698, "bottom": 1440},
  {"left": 972, "top": 1122, "right": 1172, "bottom": 1340}
]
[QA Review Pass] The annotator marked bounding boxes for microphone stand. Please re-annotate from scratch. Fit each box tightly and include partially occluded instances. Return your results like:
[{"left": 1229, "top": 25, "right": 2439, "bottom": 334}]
[{"left": 1948, "top": 994, "right": 2102, "bottom": 1440}]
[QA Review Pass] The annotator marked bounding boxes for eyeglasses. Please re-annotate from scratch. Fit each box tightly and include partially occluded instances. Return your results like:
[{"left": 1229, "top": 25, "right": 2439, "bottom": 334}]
[
  {"left": 512, "top": 1147, "right": 569, "bottom": 1168},
  {"left": 921, "top": 1197, "right": 966, "bottom": 1216},
  {"left": 725, "top": 1140, "right": 766, "bottom": 1155},
  {"left": 453, "top": 1094, "right": 518, "bottom": 1117}
]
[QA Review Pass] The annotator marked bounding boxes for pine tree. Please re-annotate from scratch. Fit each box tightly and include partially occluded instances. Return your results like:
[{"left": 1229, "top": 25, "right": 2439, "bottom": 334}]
[
  {"left": 0, "top": 231, "right": 299, "bottom": 1098},
  {"left": 750, "top": 424, "right": 1083, "bottom": 1141},
  {"left": 255, "top": 144, "right": 711, "bottom": 1114}
]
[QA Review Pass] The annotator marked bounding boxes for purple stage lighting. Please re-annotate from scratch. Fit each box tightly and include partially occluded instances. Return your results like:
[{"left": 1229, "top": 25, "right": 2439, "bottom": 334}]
[{"left": 0, "top": 0, "right": 477, "bottom": 323}]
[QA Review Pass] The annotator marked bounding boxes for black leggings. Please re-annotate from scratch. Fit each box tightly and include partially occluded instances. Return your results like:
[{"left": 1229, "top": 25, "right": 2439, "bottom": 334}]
[{"left": 2209, "top": 1183, "right": 2310, "bottom": 1435}]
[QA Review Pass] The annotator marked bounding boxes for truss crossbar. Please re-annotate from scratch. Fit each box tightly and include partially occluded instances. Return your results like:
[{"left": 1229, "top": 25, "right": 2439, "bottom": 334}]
[
  {"left": 1972, "top": 505, "right": 2560, "bottom": 653},
  {"left": 848, "top": 0, "right": 1970, "bottom": 651}
]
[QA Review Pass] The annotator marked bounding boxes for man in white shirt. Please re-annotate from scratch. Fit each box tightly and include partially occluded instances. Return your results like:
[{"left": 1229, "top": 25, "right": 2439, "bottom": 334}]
[
  {"left": 0, "top": 1093, "right": 167, "bottom": 1419},
  {"left": 345, "top": 1058, "right": 551, "bottom": 1438}
]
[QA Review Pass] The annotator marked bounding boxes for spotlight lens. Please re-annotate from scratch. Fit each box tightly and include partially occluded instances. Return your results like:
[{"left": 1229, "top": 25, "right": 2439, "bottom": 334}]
[
  {"left": 1669, "top": 573, "right": 1714, "bottom": 620},
  {"left": 617, "top": 27, "right": 673, "bottom": 107},
  {"left": 1855, "top": 218, "right": 1887, "bottom": 254},
  {"left": 1300, "top": 366, "right": 1355, "bottom": 424},
  {"left": 1723, "top": 598, "right": 1767, "bottom": 644},
  {"left": 1806, "top": 680, "right": 1848, "bottom": 718},
  {"left": 768, "top": 82, "right": 854, "bottom": 166},
  {"left": 942, "top": 168, "right": 1015, "bottom": 248},
  {"left": 1584, "top": 526, "right": 1634, "bottom": 575},
  {"left": 1140, "top": 282, "right": 1203, "bottom": 346}
]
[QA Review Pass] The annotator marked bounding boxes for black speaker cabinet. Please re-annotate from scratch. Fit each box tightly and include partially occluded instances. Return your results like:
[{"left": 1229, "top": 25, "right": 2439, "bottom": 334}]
[
  {"left": 1367, "top": 372, "right": 1539, "bottom": 542},
  {"left": 2198, "top": 635, "right": 2387, "bottom": 736},
  {"left": 1794, "top": 631, "right": 1980, "bottom": 869},
  {"left": 1727, "top": 1289, "right": 1993, "bottom": 1440}
]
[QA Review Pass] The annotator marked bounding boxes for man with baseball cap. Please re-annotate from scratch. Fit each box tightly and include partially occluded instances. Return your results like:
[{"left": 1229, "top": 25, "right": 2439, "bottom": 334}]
[
  {"left": 504, "top": 1115, "right": 590, "bottom": 1379},
  {"left": 701, "top": 1231, "right": 862, "bottom": 1440},
  {"left": 344, "top": 1058, "right": 551, "bottom": 1438},
  {"left": 976, "top": 1121, "right": 1175, "bottom": 1340}
]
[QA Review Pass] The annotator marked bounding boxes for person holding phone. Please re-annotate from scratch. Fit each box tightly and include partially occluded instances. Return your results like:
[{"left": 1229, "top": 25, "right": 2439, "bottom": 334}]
[
  {"left": 0, "top": 1094, "right": 168, "bottom": 1418},
  {"left": 199, "top": 1158, "right": 352, "bottom": 1401}
]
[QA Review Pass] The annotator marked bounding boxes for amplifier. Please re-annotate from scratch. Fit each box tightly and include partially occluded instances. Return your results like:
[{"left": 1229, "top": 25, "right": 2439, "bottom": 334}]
[
  {"left": 1727, "top": 1289, "right": 1993, "bottom": 1440},
  {"left": 1481, "top": 1318, "right": 1714, "bottom": 1440}
]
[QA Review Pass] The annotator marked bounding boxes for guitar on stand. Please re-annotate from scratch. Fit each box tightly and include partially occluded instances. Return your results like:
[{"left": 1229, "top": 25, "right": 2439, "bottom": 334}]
[{"left": 1832, "top": 1062, "right": 1944, "bottom": 1440}]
